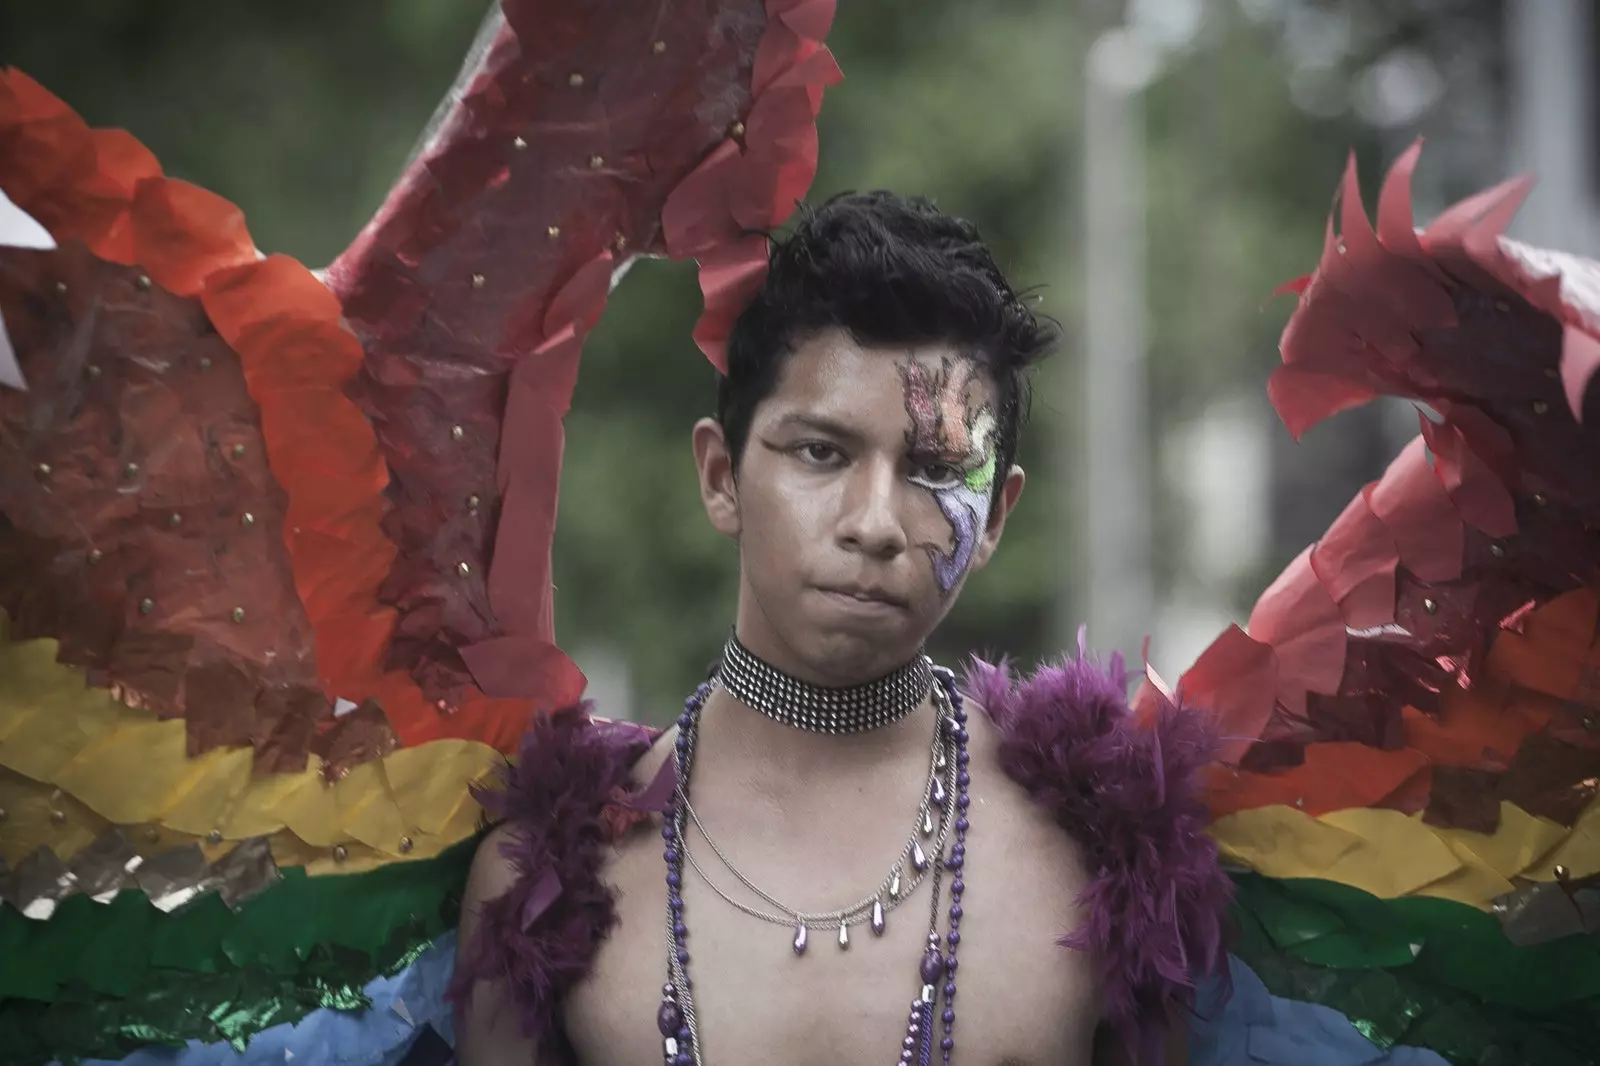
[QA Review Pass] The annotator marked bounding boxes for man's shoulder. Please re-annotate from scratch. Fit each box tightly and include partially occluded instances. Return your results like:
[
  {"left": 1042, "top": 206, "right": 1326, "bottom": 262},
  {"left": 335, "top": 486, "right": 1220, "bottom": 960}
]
[
  {"left": 957, "top": 655, "right": 1233, "bottom": 1061},
  {"left": 960, "top": 654, "right": 1217, "bottom": 816},
  {"left": 475, "top": 707, "right": 679, "bottom": 863},
  {"left": 452, "top": 706, "right": 672, "bottom": 1054}
]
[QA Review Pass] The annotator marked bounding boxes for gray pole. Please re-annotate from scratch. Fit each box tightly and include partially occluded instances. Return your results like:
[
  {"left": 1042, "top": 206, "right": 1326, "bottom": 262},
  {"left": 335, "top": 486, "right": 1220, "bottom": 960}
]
[
  {"left": 1506, "top": 0, "right": 1596, "bottom": 252},
  {"left": 1076, "top": 28, "right": 1157, "bottom": 658}
]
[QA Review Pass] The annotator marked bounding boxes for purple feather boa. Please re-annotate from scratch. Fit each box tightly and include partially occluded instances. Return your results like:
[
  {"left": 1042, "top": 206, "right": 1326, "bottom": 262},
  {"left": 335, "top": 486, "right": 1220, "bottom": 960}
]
[
  {"left": 451, "top": 653, "right": 1231, "bottom": 1065},
  {"left": 963, "top": 650, "right": 1233, "bottom": 1066},
  {"left": 447, "top": 704, "right": 660, "bottom": 1066}
]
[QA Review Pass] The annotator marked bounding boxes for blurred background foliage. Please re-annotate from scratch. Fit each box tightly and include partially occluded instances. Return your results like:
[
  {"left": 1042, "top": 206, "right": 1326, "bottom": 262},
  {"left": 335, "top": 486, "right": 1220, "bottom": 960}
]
[{"left": 1, "top": 0, "right": 1506, "bottom": 721}]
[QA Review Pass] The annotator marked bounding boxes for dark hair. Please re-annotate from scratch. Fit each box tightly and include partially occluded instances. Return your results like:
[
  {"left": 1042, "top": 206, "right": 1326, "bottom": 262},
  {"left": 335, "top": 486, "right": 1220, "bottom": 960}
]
[{"left": 716, "top": 191, "right": 1059, "bottom": 508}]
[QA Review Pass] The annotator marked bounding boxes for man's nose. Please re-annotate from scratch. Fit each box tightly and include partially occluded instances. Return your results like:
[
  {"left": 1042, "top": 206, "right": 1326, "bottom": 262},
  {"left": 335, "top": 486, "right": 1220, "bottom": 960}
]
[{"left": 835, "top": 459, "right": 908, "bottom": 559}]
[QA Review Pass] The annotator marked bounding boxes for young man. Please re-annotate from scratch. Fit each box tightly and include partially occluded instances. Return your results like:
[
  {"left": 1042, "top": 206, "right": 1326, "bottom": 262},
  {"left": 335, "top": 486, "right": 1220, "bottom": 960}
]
[{"left": 452, "top": 192, "right": 1227, "bottom": 1066}]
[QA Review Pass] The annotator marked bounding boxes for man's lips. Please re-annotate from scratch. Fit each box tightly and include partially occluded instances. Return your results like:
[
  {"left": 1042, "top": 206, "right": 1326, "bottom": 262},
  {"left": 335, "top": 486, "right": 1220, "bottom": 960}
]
[{"left": 815, "top": 585, "right": 909, "bottom": 609}]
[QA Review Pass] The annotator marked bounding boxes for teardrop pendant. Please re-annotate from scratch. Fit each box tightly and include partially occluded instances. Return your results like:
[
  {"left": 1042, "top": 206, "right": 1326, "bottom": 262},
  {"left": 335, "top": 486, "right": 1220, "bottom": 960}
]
[
  {"left": 837, "top": 920, "right": 850, "bottom": 950},
  {"left": 935, "top": 746, "right": 947, "bottom": 770},
  {"left": 922, "top": 808, "right": 934, "bottom": 836},
  {"left": 889, "top": 870, "right": 902, "bottom": 898},
  {"left": 792, "top": 922, "right": 808, "bottom": 956},
  {"left": 912, "top": 840, "right": 928, "bottom": 872},
  {"left": 931, "top": 776, "right": 947, "bottom": 806},
  {"left": 871, "top": 898, "right": 886, "bottom": 936}
]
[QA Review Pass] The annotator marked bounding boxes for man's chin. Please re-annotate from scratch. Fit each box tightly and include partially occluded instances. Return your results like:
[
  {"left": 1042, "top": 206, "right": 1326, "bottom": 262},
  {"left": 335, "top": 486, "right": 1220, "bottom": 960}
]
[{"left": 799, "top": 625, "right": 928, "bottom": 685}]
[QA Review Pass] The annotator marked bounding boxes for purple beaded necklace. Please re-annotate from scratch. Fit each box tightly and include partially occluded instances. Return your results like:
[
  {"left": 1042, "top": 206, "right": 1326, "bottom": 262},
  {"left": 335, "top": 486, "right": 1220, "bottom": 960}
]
[{"left": 657, "top": 664, "right": 972, "bottom": 1066}]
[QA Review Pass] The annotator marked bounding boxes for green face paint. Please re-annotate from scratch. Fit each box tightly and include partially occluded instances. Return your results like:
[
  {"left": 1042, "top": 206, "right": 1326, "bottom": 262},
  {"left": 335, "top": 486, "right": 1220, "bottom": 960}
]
[{"left": 899, "top": 357, "right": 997, "bottom": 594}]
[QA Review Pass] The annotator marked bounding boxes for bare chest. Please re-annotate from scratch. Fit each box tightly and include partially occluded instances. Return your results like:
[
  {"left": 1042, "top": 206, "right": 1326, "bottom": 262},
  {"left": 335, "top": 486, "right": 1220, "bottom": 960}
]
[{"left": 562, "top": 771, "right": 1101, "bottom": 1066}]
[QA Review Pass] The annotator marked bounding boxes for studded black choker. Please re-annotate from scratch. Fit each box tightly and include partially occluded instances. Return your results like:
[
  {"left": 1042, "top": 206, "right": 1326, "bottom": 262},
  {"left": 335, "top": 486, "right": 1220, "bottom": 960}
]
[{"left": 715, "top": 632, "right": 934, "bottom": 735}]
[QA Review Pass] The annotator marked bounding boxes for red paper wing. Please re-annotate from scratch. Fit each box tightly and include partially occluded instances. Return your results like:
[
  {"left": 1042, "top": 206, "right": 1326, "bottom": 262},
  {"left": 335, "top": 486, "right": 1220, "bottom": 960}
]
[
  {"left": 0, "top": 75, "right": 394, "bottom": 770},
  {"left": 1189, "top": 146, "right": 1600, "bottom": 832},
  {"left": 0, "top": 0, "right": 841, "bottom": 762},
  {"left": 322, "top": 0, "right": 840, "bottom": 718},
  {"left": 1274, "top": 140, "right": 1600, "bottom": 514}
]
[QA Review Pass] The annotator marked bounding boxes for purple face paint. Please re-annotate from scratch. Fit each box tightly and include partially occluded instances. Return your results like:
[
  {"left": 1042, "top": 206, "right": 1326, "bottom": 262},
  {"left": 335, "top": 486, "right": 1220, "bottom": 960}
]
[{"left": 899, "top": 358, "right": 998, "bottom": 595}]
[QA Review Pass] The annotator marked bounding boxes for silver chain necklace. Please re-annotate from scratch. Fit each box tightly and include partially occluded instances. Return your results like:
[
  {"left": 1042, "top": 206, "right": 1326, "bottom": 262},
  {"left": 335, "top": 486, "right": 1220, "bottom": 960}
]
[
  {"left": 659, "top": 669, "right": 974, "bottom": 1066},
  {"left": 677, "top": 680, "right": 958, "bottom": 950}
]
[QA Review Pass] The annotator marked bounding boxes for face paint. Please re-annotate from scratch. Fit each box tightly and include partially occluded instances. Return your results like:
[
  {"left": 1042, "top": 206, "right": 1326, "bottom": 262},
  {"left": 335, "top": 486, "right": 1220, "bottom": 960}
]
[{"left": 899, "top": 358, "right": 997, "bottom": 595}]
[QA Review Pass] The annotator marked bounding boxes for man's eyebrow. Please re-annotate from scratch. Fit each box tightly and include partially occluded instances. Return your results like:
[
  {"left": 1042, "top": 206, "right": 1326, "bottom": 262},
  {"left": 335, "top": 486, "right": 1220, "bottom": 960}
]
[{"left": 769, "top": 412, "right": 869, "bottom": 444}]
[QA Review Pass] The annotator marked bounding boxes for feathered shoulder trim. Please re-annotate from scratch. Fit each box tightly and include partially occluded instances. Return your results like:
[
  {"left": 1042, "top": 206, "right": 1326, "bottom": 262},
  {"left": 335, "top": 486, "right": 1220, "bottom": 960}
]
[
  {"left": 446, "top": 704, "right": 666, "bottom": 1064},
  {"left": 964, "top": 651, "right": 1233, "bottom": 1066}
]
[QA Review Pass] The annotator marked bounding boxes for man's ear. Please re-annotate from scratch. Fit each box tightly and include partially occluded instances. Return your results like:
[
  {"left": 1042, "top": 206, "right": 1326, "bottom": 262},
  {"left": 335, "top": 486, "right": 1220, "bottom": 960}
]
[
  {"left": 692, "top": 417, "right": 740, "bottom": 538},
  {"left": 968, "top": 465, "right": 1025, "bottom": 572}
]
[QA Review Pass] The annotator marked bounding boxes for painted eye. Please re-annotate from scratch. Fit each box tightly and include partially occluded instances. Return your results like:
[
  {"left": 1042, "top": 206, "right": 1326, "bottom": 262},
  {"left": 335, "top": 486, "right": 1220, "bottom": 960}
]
[{"left": 913, "top": 462, "right": 962, "bottom": 489}]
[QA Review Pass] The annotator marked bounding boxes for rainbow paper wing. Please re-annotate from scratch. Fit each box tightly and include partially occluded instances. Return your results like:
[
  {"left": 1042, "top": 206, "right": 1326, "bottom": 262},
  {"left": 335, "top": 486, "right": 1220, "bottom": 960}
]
[
  {"left": 1170, "top": 145, "right": 1600, "bottom": 1065},
  {"left": 0, "top": 163, "right": 486, "bottom": 1054},
  {"left": 0, "top": 1, "right": 840, "bottom": 1062}
]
